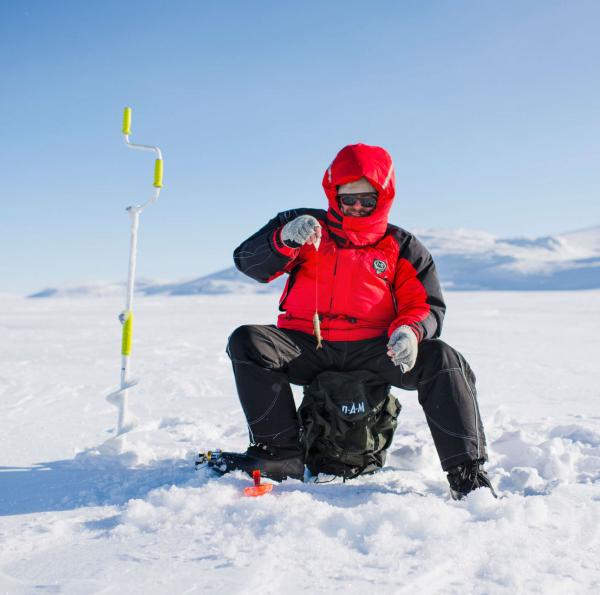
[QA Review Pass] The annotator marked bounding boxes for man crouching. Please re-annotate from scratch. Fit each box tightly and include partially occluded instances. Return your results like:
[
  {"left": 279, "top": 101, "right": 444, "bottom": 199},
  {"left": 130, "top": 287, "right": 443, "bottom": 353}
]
[{"left": 219, "top": 143, "right": 495, "bottom": 500}]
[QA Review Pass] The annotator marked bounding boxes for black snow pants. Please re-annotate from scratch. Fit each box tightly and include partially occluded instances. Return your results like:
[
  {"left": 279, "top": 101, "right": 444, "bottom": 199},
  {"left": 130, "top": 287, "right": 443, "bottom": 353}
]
[{"left": 226, "top": 325, "right": 488, "bottom": 471}]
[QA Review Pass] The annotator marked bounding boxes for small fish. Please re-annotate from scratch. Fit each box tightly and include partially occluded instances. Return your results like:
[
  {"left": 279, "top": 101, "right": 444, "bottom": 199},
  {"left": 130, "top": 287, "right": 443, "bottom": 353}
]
[
  {"left": 313, "top": 311, "right": 323, "bottom": 349},
  {"left": 310, "top": 225, "right": 321, "bottom": 251}
]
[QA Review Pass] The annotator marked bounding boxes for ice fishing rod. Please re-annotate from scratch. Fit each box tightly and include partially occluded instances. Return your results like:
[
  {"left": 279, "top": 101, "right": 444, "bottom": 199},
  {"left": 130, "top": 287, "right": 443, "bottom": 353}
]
[{"left": 106, "top": 107, "right": 164, "bottom": 436}]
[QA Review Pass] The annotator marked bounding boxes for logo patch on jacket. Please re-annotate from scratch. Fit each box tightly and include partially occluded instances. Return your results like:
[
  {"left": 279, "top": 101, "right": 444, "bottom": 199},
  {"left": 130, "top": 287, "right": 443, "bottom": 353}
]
[{"left": 373, "top": 259, "right": 387, "bottom": 274}]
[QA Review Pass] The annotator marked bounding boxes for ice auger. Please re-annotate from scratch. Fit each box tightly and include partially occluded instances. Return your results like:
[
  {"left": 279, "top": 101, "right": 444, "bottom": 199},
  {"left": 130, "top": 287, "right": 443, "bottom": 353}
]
[{"left": 106, "top": 107, "right": 164, "bottom": 436}]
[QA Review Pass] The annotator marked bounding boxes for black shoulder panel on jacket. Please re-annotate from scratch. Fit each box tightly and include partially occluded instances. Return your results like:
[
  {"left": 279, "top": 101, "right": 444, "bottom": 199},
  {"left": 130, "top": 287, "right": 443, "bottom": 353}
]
[
  {"left": 387, "top": 224, "right": 447, "bottom": 340},
  {"left": 233, "top": 208, "right": 327, "bottom": 283}
]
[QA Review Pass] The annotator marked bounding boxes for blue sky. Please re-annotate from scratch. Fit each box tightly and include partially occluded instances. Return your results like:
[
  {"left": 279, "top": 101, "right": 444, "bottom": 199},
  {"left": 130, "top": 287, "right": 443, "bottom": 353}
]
[{"left": 1, "top": 0, "right": 599, "bottom": 293}]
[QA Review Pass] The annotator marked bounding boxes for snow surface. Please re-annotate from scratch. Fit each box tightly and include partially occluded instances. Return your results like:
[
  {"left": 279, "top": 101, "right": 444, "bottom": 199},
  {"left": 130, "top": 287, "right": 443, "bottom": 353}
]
[{"left": 1, "top": 292, "right": 599, "bottom": 594}]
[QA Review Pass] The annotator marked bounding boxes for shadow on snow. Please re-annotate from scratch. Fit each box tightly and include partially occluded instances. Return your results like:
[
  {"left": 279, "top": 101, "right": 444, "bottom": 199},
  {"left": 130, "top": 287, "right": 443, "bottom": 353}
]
[{"left": 0, "top": 454, "right": 196, "bottom": 517}]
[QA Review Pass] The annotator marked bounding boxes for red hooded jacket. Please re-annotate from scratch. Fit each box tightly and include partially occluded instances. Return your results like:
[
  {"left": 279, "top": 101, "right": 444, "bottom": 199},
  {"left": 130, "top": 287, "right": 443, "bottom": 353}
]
[{"left": 234, "top": 144, "right": 445, "bottom": 342}]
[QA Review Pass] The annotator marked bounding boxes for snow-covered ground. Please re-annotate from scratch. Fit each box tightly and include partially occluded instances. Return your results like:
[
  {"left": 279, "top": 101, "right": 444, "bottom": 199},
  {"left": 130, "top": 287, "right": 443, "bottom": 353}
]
[{"left": 1, "top": 292, "right": 599, "bottom": 594}]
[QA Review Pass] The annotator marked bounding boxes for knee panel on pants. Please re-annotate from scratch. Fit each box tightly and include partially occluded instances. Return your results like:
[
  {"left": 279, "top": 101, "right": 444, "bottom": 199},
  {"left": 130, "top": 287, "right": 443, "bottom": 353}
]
[
  {"left": 226, "top": 325, "right": 255, "bottom": 361},
  {"left": 418, "top": 339, "right": 459, "bottom": 373},
  {"left": 226, "top": 325, "right": 301, "bottom": 370}
]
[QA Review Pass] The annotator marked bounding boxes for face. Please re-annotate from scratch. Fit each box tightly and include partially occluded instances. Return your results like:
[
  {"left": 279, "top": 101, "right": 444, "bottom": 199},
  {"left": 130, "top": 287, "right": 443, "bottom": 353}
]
[{"left": 338, "top": 192, "right": 378, "bottom": 217}]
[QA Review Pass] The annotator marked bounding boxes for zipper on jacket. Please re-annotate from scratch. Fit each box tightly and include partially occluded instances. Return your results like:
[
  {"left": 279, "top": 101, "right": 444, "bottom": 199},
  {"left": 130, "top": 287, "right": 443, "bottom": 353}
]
[
  {"left": 328, "top": 252, "right": 339, "bottom": 314},
  {"left": 389, "top": 282, "right": 398, "bottom": 313}
]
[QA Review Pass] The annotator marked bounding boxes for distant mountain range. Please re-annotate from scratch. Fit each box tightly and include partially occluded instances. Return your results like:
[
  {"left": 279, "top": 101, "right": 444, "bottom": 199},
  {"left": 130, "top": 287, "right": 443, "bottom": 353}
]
[
  {"left": 29, "top": 225, "right": 600, "bottom": 297},
  {"left": 412, "top": 225, "right": 600, "bottom": 290}
]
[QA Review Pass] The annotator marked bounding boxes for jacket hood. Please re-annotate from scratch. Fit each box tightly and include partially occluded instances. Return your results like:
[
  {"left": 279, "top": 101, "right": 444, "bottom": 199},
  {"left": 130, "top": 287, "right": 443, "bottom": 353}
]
[{"left": 322, "top": 143, "right": 395, "bottom": 246}]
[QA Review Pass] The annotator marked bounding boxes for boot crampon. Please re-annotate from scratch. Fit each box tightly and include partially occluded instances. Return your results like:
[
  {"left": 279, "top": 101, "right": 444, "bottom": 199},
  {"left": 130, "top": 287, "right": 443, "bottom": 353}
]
[{"left": 196, "top": 444, "right": 305, "bottom": 487}]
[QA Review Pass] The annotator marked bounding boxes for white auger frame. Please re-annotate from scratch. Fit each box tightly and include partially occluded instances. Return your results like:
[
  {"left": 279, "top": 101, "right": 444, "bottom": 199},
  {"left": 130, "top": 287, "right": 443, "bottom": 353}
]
[{"left": 106, "top": 107, "right": 164, "bottom": 436}]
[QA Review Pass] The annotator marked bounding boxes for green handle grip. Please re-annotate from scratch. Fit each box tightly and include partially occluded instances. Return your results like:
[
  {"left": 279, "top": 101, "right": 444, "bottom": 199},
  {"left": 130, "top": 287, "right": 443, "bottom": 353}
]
[
  {"left": 122, "top": 107, "right": 132, "bottom": 135},
  {"left": 154, "top": 159, "right": 164, "bottom": 188},
  {"left": 121, "top": 311, "right": 133, "bottom": 356}
]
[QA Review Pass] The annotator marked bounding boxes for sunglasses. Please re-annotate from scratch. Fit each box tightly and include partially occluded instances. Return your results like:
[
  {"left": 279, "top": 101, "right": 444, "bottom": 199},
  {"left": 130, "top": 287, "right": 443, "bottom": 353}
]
[{"left": 338, "top": 193, "right": 378, "bottom": 208}]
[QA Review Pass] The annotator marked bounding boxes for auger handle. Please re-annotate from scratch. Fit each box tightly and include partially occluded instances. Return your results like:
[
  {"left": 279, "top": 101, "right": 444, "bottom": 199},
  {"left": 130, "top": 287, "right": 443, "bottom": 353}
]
[
  {"left": 122, "top": 106, "right": 164, "bottom": 193},
  {"left": 154, "top": 158, "right": 163, "bottom": 188},
  {"left": 122, "top": 107, "right": 132, "bottom": 136}
]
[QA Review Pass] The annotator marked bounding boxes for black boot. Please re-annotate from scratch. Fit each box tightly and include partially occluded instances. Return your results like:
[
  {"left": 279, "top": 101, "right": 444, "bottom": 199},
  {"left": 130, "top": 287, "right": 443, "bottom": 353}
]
[
  {"left": 447, "top": 459, "right": 497, "bottom": 500},
  {"left": 209, "top": 444, "right": 305, "bottom": 482}
]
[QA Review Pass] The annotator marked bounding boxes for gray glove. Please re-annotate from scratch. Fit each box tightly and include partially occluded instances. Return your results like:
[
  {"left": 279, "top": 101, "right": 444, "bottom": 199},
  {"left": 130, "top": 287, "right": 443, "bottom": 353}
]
[
  {"left": 281, "top": 215, "right": 321, "bottom": 248},
  {"left": 387, "top": 325, "right": 418, "bottom": 373}
]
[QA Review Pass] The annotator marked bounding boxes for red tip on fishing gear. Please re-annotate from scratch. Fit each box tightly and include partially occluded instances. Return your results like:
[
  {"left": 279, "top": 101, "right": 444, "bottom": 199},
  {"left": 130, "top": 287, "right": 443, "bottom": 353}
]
[{"left": 243, "top": 470, "right": 273, "bottom": 497}]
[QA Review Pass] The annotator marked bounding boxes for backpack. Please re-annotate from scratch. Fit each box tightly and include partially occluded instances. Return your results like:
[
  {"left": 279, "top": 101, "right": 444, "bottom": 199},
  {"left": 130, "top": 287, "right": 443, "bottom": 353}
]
[{"left": 298, "top": 370, "right": 402, "bottom": 480}]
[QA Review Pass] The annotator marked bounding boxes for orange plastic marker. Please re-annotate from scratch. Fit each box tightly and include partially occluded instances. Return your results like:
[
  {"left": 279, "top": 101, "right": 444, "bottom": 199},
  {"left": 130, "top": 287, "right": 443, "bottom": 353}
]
[{"left": 243, "top": 470, "right": 273, "bottom": 497}]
